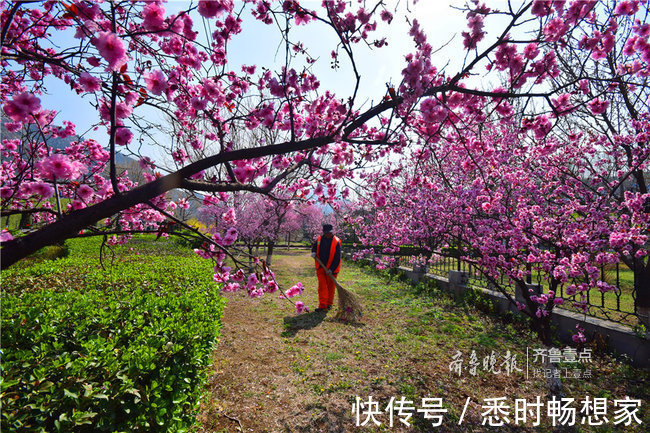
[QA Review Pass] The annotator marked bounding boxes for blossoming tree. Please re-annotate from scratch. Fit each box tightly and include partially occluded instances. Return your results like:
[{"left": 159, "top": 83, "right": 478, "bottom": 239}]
[
  {"left": 351, "top": 0, "right": 650, "bottom": 338},
  {"left": 198, "top": 192, "right": 303, "bottom": 266},
  {"left": 1, "top": 0, "right": 648, "bottom": 319}
]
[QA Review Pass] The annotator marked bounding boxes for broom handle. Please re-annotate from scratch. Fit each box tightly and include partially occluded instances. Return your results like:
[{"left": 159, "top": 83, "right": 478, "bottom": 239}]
[{"left": 314, "top": 256, "right": 346, "bottom": 291}]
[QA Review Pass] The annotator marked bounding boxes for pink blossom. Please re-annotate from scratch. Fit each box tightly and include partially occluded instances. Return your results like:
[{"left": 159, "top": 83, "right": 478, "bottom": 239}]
[
  {"left": 222, "top": 227, "right": 238, "bottom": 245},
  {"left": 172, "top": 148, "right": 188, "bottom": 163},
  {"left": 144, "top": 70, "right": 168, "bottom": 96},
  {"left": 587, "top": 98, "right": 609, "bottom": 115},
  {"left": 265, "top": 280, "right": 279, "bottom": 293},
  {"left": 247, "top": 273, "right": 258, "bottom": 289},
  {"left": 222, "top": 282, "right": 240, "bottom": 292},
  {"left": 614, "top": 1, "right": 639, "bottom": 16},
  {"left": 74, "top": 2, "right": 101, "bottom": 21},
  {"left": 572, "top": 325, "right": 587, "bottom": 344},
  {"left": 78, "top": 72, "right": 101, "bottom": 92},
  {"left": 5, "top": 122, "right": 22, "bottom": 132},
  {"left": 494, "top": 43, "right": 523, "bottom": 74},
  {"left": 294, "top": 10, "right": 312, "bottom": 26},
  {"left": 634, "top": 22, "right": 650, "bottom": 37},
  {"left": 139, "top": 157, "right": 153, "bottom": 170},
  {"left": 295, "top": 301, "right": 309, "bottom": 314},
  {"left": 77, "top": 184, "right": 94, "bottom": 201},
  {"left": 213, "top": 270, "right": 229, "bottom": 283},
  {"left": 531, "top": 0, "right": 553, "bottom": 17},
  {"left": 249, "top": 288, "right": 264, "bottom": 298},
  {"left": 533, "top": 115, "right": 552, "bottom": 139},
  {"left": 462, "top": 30, "right": 485, "bottom": 50},
  {"left": 523, "top": 43, "right": 539, "bottom": 60},
  {"left": 420, "top": 98, "right": 448, "bottom": 123},
  {"left": 191, "top": 97, "right": 207, "bottom": 111},
  {"left": 116, "top": 101, "right": 133, "bottom": 119},
  {"left": 543, "top": 17, "right": 569, "bottom": 42},
  {"left": 177, "top": 198, "right": 190, "bottom": 210},
  {"left": 115, "top": 127, "right": 133, "bottom": 146},
  {"left": 197, "top": 0, "right": 233, "bottom": 19},
  {"left": 142, "top": 2, "right": 166, "bottom": 31},
  {"left": 70, "top": 200, "right": 85, "bottom": 210},
  {"left": 223, "top": 208, "right": 236, "bottom": 225},
  {"left": 284, "top": 282, "right": 304, "bottom": 298},
  {"left": 33, "top": 182, "right": 54, "bottom": 198},
  {"left": 38, "top": 154, "right": 85, "bottom": 180},
  {"left": 232, "top": 269, "right": 245, "bottom": 282},
  {"left": 3, "top": 92, "right": 41, "bottom": 122},
  {"left": 242, "top": 64, "right": 256, "bottom": 75},
  {"left": 380, "top": 10, "right": 393, "bottom": 23},
  {"left": 623, "top": 36, "right": 638, "bottom": 56},
  {"left": 93, "top": 31, "right": 128, "bottom": 71}
]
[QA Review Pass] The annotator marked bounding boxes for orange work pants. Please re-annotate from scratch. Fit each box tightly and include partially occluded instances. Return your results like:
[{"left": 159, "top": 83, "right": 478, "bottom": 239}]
[{"left": 316, "top": 268, "right": 338, "bottom": 309}]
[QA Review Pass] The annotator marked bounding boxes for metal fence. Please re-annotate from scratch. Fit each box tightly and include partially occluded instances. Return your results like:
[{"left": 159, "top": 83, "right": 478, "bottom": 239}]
[{"left": 346, "top": 246, "right": 639, "bottom": 327}]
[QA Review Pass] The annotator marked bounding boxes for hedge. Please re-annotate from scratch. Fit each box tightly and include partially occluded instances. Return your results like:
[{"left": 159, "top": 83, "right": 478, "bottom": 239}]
[{"left": 1, "top": 238, "right": 225, "bottom": 432}]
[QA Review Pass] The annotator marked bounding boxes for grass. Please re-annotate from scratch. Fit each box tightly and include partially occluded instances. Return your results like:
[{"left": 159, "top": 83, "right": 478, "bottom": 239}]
[{"left": 200, "top": 249, "right": 649, "bottom": 432}]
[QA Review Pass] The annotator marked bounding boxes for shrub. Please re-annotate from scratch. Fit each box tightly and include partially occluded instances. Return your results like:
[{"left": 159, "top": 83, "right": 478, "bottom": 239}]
[{"left": 1, "top": 238, "right": 224, "bottom": 432}]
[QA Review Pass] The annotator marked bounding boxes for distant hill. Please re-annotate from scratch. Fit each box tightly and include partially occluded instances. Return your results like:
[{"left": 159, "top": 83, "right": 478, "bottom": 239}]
[{"left": 1, "top": 117, "right": 135, "bottom": 166}]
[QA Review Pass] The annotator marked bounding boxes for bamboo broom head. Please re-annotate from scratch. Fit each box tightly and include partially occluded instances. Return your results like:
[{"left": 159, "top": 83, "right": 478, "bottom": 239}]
[
  {"left": 334, "top": 284, "right": 363, "bottom": 322},
  {"left": 314, "top": 256, "right": 363, "bottom": 322}
]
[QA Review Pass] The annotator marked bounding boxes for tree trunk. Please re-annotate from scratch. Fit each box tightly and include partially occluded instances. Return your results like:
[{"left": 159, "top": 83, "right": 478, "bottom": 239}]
[
  {"left": 18, "top": 211, "right": 32, "bottom": 230},
  {"left": 266, "top": 240, "right": 275, "bottom": 267},
  {"left": 635, "top": 261, "right": 650, "bottom": 327},
  {"left": 248, "top": 245, "right": 253, "bottom": 272}
]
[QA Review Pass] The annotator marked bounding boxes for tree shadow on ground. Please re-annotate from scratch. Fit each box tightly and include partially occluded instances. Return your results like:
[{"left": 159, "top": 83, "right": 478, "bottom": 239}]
[
  {"left": 282, "top": 311, "right": 366, "bottom": 337},
  {"left": 282, "top": 310, "right": 328, "bottom": 337}
]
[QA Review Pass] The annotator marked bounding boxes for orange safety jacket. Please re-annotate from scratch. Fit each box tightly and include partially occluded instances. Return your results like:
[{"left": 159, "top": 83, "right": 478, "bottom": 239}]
[{"left": 314, "top": 235, "right": 342, "bottom": 273}]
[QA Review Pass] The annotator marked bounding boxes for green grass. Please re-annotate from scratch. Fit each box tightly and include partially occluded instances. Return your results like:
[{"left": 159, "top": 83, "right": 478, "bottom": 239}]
[{"left": 1, "top": 197, "right": 73, "bottom": 232}]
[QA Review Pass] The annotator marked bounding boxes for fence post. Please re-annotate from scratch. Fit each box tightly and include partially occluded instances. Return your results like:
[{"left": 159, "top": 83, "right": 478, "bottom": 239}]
[
  {"left": 516, "top": 283, "right": 542, "bottom": 303},
  {"left": 448, "top": 270, "right": 469, "bottom": 299},
  {"left": 409, "top": 263, "right": 427, "bottom": 284}
]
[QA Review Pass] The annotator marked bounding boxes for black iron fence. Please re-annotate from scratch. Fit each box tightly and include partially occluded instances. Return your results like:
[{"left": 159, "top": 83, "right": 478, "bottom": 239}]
[{"left": 343, "top": 245, "right": 639, "bottom": 327}]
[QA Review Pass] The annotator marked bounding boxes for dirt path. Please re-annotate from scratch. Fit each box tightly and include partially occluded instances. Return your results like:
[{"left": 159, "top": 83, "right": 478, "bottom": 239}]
[
  {"left": 196, "top": 250, "right": 648, "bottom": 433},
  {"left": 198, "top": 250, "right": 359, "bottom": 432}
]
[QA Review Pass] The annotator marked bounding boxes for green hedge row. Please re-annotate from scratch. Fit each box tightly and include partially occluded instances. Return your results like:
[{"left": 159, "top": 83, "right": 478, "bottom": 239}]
[{"left": 1, "top": 239, "right": 224, "bottom": 432}]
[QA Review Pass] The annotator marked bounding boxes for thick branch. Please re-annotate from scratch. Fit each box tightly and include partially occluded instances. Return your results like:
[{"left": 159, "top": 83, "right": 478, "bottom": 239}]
[{"left": 1, "top": 134, "right": 332, "bottom": 269}]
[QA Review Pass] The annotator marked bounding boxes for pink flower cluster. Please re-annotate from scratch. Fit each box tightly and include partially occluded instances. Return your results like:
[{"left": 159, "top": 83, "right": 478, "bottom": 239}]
[
  {"left": 282, "top": 282, "right": 304, "bottom": 298},
  {"left": 38, "top": 154, "right": 86, "bottom": 180},
  {"left": 197, "top": 0, "right": 233, "bottom": 19},
  {"left": 3, "top": 92, "right": 41, "bottom": 122},
  {"left": 93, "top": 31, "right": 128, "bottom": 71}
]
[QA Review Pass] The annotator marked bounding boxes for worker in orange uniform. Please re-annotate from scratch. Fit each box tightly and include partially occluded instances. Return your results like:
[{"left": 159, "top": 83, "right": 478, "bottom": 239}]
[{"left": 310, "top": 223, "right": 341, "bottom": 312}]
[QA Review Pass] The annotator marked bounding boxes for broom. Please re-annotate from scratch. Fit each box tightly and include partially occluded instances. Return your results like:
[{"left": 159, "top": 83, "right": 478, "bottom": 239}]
[{"left": 314, "top": 256, "right": 363, "bottom": 322}]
